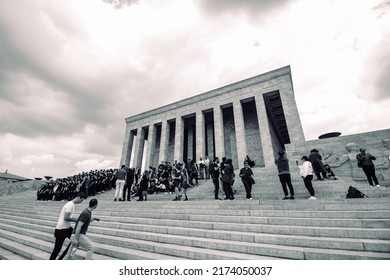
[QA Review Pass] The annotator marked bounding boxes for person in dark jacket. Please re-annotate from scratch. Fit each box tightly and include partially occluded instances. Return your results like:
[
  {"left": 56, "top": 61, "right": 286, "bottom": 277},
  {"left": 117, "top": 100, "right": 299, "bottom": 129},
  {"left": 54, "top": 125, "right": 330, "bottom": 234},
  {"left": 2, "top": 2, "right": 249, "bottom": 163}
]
[
  {"left": 221, "top": 158, "right": 235, "bottom": 200},
  {"left": 356, "top": 148, "right": 380, "bottom": 187},
  {"left": 137, "top": 170, "right": 150, "bottom": 201},
  {"left": 324, "top": 164, "right": 337, "bottom": 180},
  {"left": 274, "top": 151, "right": 295, "bottom": 200},
  {"left": 308, "top": 149, "right": 327, "bottom": 180},
  {"left": 239, "top": 160, "right": 254, "bottom": 200}
]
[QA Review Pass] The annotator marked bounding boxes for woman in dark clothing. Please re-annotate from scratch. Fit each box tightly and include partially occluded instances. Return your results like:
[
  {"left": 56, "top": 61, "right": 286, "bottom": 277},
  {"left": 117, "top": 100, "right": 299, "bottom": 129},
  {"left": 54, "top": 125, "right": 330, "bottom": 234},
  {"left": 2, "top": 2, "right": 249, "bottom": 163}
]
[
  {"left": 356, "top": 148, "right": 380, "bottom": 187},
  {"left": 221, "top": 158, "right": 235, "bottom": 200},
  {"left": 239, "top": 160, "right": 254, "bottom": 200},
  {"left": 137, "top": 170, "right": 149, "bottom": 201},
  {"left": 308, "top": 149, "right": 327, "bottom": 180},
  {"left": 274, "top": 150, "right": 295, "bottom": 200}
]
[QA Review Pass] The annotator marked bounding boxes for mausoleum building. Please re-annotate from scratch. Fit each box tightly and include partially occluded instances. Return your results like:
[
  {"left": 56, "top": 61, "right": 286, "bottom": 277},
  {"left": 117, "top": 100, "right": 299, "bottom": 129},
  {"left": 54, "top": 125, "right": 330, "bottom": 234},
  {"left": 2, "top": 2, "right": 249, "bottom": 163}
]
[{"left": 120, "top": 65, "right": 305, "bottom": 170}]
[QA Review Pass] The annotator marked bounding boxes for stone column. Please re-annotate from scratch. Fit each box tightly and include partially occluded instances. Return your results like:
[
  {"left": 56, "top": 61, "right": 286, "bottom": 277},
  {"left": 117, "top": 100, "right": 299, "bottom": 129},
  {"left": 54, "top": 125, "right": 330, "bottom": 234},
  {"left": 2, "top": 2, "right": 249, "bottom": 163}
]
[
  {"left": 120, "top": 124, "right": 134, "bottom": 167},
  {"left": 255, "top": 94, "right": 274, "bottom": 167},
  {"left": 279, "top": 79, "right": 305, "bottom": 143},
  {"left": 133, "top": 127, "right": 146, "bottom": 170},
  {"left": 213, "top": 105, "right": 225, "bottom": 159},
  {"left": 174, "top": 115, "right": 184, "bottom": 163},
  {"left": 233, "top": 99, "right": 247, "bottom": 170},
  {"left": 159, "top": 120, "right": 168, "bottom": 162},
  {"left": 144, "top": 124, "right": 156, "bottom": 170},
  {"left": 196, "top": 110, "right": 205, "bottom": 162}
]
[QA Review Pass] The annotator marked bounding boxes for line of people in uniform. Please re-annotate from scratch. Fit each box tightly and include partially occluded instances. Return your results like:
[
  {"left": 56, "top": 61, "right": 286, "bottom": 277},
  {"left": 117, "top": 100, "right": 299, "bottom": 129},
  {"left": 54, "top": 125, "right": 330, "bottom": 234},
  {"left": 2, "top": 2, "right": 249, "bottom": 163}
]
[{"left": 36, "top": 169, "right": 117, "bottom": 201}]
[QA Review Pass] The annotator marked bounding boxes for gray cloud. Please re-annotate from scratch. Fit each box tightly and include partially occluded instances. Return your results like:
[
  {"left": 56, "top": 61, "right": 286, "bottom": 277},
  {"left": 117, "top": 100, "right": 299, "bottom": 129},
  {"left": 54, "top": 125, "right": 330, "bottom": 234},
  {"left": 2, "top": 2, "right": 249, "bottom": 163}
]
[
  {"left": 194, "top": 0, "right": 295, "bottom": 19},
  {"left": 357, "top": 3, "right": 390, "bottom": 102},
  {"left": 102, "top": 0, "right": 140, "bottom": 9},
  {"left": 0, "top": 5, "right": 119, "bottom": 137}
]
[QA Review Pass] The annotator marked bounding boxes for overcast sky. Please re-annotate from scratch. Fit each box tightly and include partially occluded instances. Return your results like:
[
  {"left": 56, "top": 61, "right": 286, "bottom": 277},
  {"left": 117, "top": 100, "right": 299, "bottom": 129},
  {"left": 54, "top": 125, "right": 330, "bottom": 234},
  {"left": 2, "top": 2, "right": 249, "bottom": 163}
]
[{"left": 0, "top": 0, "right": 389, "bottom": 179}]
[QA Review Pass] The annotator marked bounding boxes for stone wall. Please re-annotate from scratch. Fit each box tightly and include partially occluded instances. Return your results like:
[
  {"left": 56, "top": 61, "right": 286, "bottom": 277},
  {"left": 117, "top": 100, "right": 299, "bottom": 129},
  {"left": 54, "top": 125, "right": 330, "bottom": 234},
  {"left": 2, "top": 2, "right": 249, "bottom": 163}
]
[
  {"left": 285, "top": 129, "right": 390, "bottom": 186},
  {"left": 0, "top": 180, "right": 45, "bottom": 197}
]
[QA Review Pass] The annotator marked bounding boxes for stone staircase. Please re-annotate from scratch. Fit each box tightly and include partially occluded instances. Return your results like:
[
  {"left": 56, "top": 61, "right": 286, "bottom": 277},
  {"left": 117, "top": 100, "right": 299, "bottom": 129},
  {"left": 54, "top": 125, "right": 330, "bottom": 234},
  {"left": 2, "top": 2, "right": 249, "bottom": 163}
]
[{"left": 0, "top": 176, "right": 390, "bottom": 260}]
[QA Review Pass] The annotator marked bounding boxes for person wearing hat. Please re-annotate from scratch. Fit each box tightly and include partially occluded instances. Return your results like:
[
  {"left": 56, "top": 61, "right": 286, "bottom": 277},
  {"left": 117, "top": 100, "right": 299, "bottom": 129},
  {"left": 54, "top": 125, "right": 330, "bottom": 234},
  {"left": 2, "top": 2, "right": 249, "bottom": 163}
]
[{"left": 298, "top": 156, "right": 316, "bottom": 200}]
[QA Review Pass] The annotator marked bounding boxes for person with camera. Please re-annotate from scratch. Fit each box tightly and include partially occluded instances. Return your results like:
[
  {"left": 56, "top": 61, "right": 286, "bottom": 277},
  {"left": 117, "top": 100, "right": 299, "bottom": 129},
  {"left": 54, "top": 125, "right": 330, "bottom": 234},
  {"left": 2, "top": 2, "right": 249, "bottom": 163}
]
[{"left": 356, "top": 148, "right": 380, "bottom": 187}]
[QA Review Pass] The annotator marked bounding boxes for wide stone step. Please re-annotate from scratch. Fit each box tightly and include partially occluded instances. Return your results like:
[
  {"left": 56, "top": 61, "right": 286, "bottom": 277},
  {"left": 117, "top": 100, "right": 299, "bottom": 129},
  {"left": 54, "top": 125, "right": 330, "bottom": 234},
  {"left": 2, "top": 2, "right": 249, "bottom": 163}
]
[
  {"left": 2, "top": 209, "right": 390, "bottom": 232},
  {"left": 1, "top": 188, "right": 390, "bottom": 260},
  {"left": 0, "top": 224, "right": 184, "bottom": 260},
  {"left": 1, "top": 212, "right": 390, "bottom": 256},
  {"left": 0, "top": 242, "right": 28, "bottom": 260},
  {"left": 2, "top": 196, "right": 390, "bottom": 214},
  {"left": 1, "top": 216, "right": 389, "bottom": 260},
  {"left": 0, "top": 220, "right": 278, "bottom": 260}
]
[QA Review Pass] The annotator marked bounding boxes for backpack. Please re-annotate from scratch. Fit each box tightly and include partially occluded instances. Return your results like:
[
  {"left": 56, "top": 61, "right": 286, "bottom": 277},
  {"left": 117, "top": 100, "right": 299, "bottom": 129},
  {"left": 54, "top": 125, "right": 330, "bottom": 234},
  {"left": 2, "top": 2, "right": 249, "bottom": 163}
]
[{"left": 346, "top": 186, "right": 367, "bottom": 199}]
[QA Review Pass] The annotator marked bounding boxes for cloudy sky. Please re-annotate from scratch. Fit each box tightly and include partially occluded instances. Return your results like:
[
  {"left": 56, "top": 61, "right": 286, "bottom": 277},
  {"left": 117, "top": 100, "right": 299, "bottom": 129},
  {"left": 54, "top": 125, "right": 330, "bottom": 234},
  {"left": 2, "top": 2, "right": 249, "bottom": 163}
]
[{"left": 0, "top": 0, "right": 389, "bottom": 179}]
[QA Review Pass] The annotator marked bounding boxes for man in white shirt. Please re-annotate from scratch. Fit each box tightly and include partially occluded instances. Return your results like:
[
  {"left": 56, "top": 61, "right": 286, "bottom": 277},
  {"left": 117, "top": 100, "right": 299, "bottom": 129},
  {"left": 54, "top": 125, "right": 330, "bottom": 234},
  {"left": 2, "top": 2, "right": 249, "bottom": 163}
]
[
  {"left": 204, "top": 156, "right": 210, "bottom": 180},
  {"left": 298, "top": 156, "right": 316, "bottom": 200},
  {"left": 114, "top": 165, "right": 127, "bottom": 201},
  {"left": 198, "top": 157, "right": 205, "bottom": 180},
  {"left": 49, "top": 192, "right": 87, "bottom": 260}
]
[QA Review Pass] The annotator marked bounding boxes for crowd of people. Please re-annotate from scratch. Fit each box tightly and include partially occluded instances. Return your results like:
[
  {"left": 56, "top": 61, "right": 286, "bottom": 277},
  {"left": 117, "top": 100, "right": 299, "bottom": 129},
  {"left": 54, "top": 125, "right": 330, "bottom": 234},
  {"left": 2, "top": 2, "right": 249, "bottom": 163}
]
[
  {"left": 45, "top": 147, "right": 383, "bottom": 260},
  {"left": 274, "top": 149, "right": 339, "bottom": 201},
  {"left": 36, "top": 169, "right": 117, "bottom": 201},
  {"left": 37, "top": 145, "right": 382, "bottom": 205},
  {"left": 274, "top": 146, "right": 382, "bottom": 201}
]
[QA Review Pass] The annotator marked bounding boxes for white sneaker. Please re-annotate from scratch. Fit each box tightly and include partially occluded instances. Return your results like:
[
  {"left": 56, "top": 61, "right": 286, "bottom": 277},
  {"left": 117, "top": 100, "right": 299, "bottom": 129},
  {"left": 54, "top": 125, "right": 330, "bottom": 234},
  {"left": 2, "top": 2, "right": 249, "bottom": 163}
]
[
  {"left": 376, "top": 185, "right": 381, "bottom": 187},
  {"left": 308, "top": 196, "right": 317, "bottom": 200}
]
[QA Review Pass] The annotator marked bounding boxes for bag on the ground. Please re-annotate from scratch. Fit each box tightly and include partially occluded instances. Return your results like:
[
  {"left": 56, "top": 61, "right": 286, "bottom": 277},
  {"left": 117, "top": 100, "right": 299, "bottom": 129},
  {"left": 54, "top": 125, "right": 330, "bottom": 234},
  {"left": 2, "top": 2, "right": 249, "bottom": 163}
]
[{"left": 346, "top": 186, "right": 367, "bottom": 199}]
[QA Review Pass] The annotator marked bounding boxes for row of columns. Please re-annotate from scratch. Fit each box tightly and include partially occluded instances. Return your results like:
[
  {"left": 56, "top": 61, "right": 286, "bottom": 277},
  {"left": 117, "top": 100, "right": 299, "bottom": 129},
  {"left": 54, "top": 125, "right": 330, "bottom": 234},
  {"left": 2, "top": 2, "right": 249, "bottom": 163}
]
[{"left": 122, "top": 95, "right": 275, "bottom": 170}]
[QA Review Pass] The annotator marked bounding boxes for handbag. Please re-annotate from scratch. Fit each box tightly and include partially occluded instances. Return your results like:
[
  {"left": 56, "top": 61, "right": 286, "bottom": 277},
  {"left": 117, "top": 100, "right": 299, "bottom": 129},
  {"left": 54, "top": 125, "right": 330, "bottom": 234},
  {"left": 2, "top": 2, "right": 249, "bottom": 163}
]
[{"left": 250, "top": 176, "right": 255, "bottom": 184}]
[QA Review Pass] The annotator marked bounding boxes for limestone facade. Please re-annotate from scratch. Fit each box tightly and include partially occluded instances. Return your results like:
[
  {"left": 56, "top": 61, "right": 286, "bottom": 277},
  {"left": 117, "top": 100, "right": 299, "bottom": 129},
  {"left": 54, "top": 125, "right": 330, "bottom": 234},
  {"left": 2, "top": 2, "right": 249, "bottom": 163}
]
[{"left": 120, "top": 65, "right": 305, "bottom": 171}]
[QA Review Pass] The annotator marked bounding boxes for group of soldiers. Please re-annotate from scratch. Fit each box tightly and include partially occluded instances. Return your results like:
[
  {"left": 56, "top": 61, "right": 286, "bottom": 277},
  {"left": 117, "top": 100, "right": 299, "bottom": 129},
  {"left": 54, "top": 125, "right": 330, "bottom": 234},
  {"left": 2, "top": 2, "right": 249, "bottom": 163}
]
[
  {"left": 36, "top": 157, "right": 215, "bottom": 202},
  {"left": 36, "top": 169, "right": 117, "bottom": 201}
]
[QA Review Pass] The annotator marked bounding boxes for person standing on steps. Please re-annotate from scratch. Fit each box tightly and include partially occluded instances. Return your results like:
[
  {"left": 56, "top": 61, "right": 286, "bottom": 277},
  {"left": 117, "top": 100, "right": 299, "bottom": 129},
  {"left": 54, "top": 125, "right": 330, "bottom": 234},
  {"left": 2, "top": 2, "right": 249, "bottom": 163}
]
[
  {"left": 123, "top": 167, "right": 134, "bottom": 201},
  {"left": 298, "top": 156, "right": 317, "bottom": 200},
  {"left": 180, "top": 163, "right": 190, "bottom": 201},
  {"left": 172, "top": 162, "right": 190, "bottom": 201},
  {"left": 308, "top": 149, "right": 327, "bottom": 181},
  {"left": 356, "top": 148, "right": 381, "bottom": 187},
  {"left": 239, "top": 160, "right": 254, "bottom": 200},
  {"left": 49, "top": 192, "right": 87, "bottom": 260},
  {"left": 63, "top": 199, "right": 100, "bottom": 260},
  {"left": 221, "top": 158, "right": 235, "bottom": 200},
  {"left": 211, "top": 157, "right": 222, "bottom": 200},
  {"left": 114, "top": 165, "right": 127, "bottom": 201},
  {"left": 204, "top": 156, "right": 210, "bottom": 180},
  {"left": 137, "top": 170, "right": 150, "bottom": 201},
  {"left": 274, "top": 150, "right": 295, "bottom": 200}
]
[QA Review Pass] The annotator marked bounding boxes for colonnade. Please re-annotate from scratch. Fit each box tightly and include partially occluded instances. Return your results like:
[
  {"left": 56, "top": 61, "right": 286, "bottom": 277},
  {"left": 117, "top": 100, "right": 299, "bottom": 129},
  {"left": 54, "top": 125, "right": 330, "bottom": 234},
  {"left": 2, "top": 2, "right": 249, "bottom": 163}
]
[{"left": 120, "top": 66, "right": 305, "bottom": 171}]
